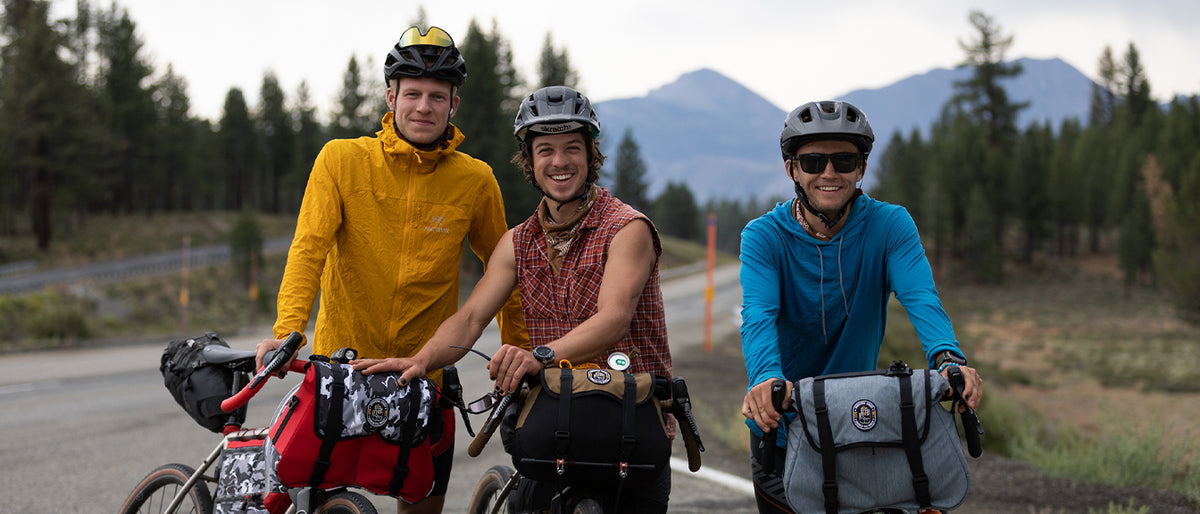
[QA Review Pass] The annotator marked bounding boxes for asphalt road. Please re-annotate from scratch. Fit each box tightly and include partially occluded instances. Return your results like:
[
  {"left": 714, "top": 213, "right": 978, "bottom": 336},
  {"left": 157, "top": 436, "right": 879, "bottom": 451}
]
[{"left": 0, "top": 264, "right": 756, "bottom": 513}]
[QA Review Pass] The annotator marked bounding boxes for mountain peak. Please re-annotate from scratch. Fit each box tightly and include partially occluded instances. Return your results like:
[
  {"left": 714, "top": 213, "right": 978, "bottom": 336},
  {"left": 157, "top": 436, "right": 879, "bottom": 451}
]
[{"left": 646, "top": 68, "right": 778, "bottom": 114}]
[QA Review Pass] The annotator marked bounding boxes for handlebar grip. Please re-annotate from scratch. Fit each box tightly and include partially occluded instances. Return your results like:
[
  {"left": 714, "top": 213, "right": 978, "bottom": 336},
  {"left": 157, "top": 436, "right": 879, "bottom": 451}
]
[
  {"left": 946, "top": 366, "right": 984, "bottom": 458},
  {"left": 468, "top": 392, "right": 514, "bottom": 457},
  {"left": 963, "top": 409, "right": 983, "bottom": 458},
  {"left": 679, "top": 421, "right": 703, "bottom": 472},
  {"left": 759, "top": 378, "right": 787, "bottom": 476},
  {"left": 220, "top": 331, "right": 305, "bottom": 413}
]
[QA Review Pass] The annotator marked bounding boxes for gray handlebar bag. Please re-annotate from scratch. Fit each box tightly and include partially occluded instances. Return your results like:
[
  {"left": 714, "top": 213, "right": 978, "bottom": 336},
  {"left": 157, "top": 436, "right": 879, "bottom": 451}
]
[{"left": 783, "top": 365, "right": 969, "bottom": 514}]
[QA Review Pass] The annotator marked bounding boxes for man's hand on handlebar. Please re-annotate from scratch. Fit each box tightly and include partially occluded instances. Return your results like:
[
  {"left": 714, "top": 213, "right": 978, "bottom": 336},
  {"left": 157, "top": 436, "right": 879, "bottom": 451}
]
[
  {"left": 940, "top": 364, "right": 984, "bottom": 411},
  {"left": 742, "top": 377, "right": 793, "bottom": 433},
  {"left": 488, "top": 344, "right": 542, "bottom": 394},
  {"left": 255, "top": 338, "right": 296, "bottom": 375}
]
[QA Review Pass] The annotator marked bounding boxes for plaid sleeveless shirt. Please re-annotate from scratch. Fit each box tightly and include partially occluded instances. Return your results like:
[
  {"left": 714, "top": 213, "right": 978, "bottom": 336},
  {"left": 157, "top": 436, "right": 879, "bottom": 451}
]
[{"left": 512, "top": 188, "right": 672, "bottom": 379}]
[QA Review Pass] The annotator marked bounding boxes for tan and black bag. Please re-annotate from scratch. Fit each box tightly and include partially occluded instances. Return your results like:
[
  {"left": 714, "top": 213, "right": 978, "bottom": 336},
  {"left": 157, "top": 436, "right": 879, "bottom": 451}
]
[{"left": 503, "top": 367, "right": 672, "bottom": 489}]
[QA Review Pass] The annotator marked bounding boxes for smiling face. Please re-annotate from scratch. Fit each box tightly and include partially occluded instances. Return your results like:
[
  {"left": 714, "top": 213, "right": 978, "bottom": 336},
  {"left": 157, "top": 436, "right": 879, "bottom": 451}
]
[
  {"left": 787, "top": 139, "right": 865, "bottom": 219},
  {"left": 530, "top": 131, "right": 590, "bottom": 210},
  {"left": 385, "top": 76, "right": 459, "bottom": 145}
]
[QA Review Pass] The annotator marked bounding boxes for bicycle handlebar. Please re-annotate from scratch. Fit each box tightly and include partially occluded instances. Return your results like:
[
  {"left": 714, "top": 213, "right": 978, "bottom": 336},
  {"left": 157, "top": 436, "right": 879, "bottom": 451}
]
[
  {"left": 758, "top": 378, "right": 787, "bottom": 476},
  {"left": 219, "top": 331, "right": 305, "bottom": 413},
  {"left": 668, "top": 377, "right": 705, "bottom": 472}
]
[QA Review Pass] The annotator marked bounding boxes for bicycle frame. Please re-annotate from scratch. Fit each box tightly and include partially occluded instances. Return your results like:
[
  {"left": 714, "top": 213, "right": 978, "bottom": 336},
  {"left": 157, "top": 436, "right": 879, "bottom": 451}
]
[{"left": 163, "top": 428, "right": 271, "bottom": 514}]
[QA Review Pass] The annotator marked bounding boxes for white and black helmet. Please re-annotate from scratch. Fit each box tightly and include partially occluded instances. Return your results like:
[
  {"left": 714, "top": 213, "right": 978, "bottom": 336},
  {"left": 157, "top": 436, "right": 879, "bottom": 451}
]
[
  {"left": 513, "top": 86, "right": 600, "bottom": 143},
  {"left": 780, "top": 101, "right": 875, "bottom": 160}
]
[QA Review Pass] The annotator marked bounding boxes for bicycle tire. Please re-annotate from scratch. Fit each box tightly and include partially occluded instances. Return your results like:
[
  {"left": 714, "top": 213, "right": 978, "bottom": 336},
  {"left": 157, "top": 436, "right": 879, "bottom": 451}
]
[
  {"left": 314, "top": 490, "right": 378, "bottom": 514},
  {"left": 571, "top": 498, "right": 604, "bottom": 514},
  {"left": 467, "top": 464, "right": 516, "bottom": 514},
  {"left": 119, "top": 463, "right": 213, "bottom": 514}
]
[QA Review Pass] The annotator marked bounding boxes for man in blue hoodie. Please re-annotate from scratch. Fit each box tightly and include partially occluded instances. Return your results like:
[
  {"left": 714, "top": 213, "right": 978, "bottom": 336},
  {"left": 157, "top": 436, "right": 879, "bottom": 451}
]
[{"left": 738, "top": 101, "right": 984, "bottom": 513}]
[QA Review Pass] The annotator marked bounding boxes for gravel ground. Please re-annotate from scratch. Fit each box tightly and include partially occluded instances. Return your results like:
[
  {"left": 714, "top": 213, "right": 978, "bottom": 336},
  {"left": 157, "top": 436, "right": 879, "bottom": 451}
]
[{"left": 672, "top": 340, "right": 1200, "bottom": 514}]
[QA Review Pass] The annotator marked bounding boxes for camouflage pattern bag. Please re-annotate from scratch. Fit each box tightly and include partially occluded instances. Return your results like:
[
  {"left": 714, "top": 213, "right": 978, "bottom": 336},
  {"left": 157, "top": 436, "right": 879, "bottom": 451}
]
[{"left": 214, "top": 437, "right": 286, "bottom": 514}]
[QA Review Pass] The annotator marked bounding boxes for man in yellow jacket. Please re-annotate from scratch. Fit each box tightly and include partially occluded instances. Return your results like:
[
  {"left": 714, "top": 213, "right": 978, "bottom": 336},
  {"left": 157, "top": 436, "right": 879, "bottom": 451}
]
[{"left": 256, "top": 26, "right": 528, "bottom": 514}]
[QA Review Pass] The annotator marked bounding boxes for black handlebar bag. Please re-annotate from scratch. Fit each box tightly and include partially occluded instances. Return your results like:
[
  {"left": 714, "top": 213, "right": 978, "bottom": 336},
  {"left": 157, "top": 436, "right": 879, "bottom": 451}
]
[
  {"left": 783, "top": 365, "right": 969, "bottom": 514},
  {"left": 505, "top": 367, "right": 672, "bottom": 491}
]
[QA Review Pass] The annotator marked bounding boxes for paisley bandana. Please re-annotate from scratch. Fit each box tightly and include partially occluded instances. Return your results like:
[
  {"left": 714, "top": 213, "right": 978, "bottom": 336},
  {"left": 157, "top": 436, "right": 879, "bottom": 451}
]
[{"left": 537, "top": 187, "right": 599, "bottom": 273}]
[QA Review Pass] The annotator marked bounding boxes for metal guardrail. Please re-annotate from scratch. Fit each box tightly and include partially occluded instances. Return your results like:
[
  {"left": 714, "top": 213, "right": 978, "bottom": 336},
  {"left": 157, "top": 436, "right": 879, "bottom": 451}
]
[{"left": 0, "top": 237, "right": 293, "bottom": 295}]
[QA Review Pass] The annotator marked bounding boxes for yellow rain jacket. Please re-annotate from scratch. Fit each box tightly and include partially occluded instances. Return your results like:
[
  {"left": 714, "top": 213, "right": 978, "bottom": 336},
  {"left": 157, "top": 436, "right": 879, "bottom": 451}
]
[{"left": 274, "top": 113, "right": 528, "bottom": 379}]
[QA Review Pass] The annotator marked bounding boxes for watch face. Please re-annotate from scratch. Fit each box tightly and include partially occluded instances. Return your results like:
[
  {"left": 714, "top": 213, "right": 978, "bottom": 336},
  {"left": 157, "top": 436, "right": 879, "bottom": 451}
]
[{"left": 533, "top": 345, "right": 554, "bottom": 363}]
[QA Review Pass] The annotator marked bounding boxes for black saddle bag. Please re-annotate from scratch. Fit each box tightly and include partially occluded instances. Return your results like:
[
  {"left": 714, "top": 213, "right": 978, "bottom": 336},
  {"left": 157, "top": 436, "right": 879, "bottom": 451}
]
[{"left": 160, "top": 332, "right": 243, "bottom": 432}]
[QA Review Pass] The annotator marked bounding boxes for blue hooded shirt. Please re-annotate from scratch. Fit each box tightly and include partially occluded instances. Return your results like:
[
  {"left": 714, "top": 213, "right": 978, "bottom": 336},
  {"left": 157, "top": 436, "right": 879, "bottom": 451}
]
[{"left": 739, "top": 193, "right": 962, "bottom": 444}]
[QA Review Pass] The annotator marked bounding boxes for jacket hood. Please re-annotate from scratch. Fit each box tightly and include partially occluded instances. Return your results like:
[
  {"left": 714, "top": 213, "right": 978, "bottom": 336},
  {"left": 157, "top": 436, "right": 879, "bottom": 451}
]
[
  {"left": 378, "top": 111, "right": 466, "bottom": 171},
  {"left": 772, "top": 193, "right": 872, "bottom": 244}
]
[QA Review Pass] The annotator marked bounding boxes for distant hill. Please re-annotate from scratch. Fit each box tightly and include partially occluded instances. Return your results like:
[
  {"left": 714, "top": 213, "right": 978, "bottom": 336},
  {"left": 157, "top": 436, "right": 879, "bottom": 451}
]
[{"left": 596, "top": 57, "right": 1097, "bottom": 202}]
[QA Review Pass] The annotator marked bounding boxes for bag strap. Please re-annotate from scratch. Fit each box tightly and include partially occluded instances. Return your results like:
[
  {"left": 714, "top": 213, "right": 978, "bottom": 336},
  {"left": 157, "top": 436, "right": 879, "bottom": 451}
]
[
  {"left": 618, "top": 372, "right": 638, "bottom": 472},
  {"left": 388, "top": 380, "right": 427, "bottom": 496},
  {"left": 310, "top": 362, "right": 345, "bottom": 488},
  {"left": 898, "top": 373, "right": 932, "bottom": 507},
  {"left": 813, "top": 379, "right": 839, "bottom": 514},
  {"left": 554, "top": 367, "right": 573, "bottom": 460}
]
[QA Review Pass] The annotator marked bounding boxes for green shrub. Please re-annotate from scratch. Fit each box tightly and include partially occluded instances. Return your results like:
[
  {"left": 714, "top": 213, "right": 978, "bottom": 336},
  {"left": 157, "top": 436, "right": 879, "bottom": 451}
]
[
  {"left": 1012, "top": 412, "right": 1200, "bottom": 503},
  {"left": 1089, "top": 499, "right": 1149, "bottom": 514}
]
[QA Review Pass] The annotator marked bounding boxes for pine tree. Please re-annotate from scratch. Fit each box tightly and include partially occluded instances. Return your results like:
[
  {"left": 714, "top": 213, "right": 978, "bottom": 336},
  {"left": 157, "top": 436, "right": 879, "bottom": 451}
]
[
  {"left": 651, "top": 181, "right": 700, "bottom": 242},
  {"left": 290, "top": 80, "right": 325, "bottom": 212},
  {"left": 1089, "top": 45, "right": 1119, "bottom": 127},
  {"left": 96, "top": 4, "right": 156, "bottom": 214},
  {"left": 0, "top": 0, "right": 90, "bottom": 248},
  {"left": 219, "top": 87, "right": 255, "bottom": 210},
  {"left": 257, "top": 71, "right": 294, "bottom": 213},
  {"left": 332, "top": 55, "right": 373, "bottom": 139},
  {"left": 150, "top": 65, "right": 194, "bottom": 211},
  {"left": 537, "top": 33, "right": 578, "bottom": 89},
  {"left": 609, "top": 128, "right": 651, "bottom": 213},
  {"left": 457, "top": 19, "right": 530, "bottom": 226}
]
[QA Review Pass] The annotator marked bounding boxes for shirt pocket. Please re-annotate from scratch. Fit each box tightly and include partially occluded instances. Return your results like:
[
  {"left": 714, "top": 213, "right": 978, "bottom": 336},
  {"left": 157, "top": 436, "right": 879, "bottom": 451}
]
[{"left": 405, "top": 202, "right": 470, "bottom": 283}]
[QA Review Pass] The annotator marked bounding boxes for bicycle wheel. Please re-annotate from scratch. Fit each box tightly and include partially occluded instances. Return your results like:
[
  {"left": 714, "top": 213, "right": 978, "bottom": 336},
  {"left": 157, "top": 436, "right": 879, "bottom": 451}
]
[
  {"left": 119, "top": 463, "right": 213, "bottom": 514},
  {"left": 314, "top": 490, "right": 378, "bottom": 514},
  {"left": 467, "top": 464, "right": 516, "bottom": 514},
  {"left": 571, "top": 498, "right": 604, "bottom": 514}
]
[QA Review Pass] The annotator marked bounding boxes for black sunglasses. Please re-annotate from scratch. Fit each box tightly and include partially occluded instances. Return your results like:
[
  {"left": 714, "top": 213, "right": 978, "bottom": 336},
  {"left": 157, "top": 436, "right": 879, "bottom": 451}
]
[{"left": 790, "top": 152, "right": 862, "bottom": 174}]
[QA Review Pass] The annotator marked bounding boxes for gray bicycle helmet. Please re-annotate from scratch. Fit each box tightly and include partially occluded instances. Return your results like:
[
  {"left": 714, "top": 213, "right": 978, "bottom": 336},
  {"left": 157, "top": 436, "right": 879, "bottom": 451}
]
[
  {"left": 513, "top": 86, "right": 600, "bottom": 143},
  {"left": 780, "top": 101, "right": 874, "bottom": 160},
  {"left": 384, "top": 26, "right": 466, "bottom": 87}
]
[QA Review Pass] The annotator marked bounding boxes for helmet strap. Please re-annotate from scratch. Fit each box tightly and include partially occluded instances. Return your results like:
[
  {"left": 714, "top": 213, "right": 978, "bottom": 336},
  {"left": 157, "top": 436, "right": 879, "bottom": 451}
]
[
  {"left": 793, "top": 181, "right": 858, "bottom": 229},
  {"left": 392, "top": 112, "right": 452, "bottom": 150}
]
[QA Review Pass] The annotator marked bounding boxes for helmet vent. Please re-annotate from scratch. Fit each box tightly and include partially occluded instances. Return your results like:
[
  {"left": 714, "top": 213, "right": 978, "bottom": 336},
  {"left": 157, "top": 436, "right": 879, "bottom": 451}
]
[
  {"left": 846, "top": 109, "right": 859, "bottom": 123},
  {"left": 799, "top": 108, "right": 813, "bottom": 123}
]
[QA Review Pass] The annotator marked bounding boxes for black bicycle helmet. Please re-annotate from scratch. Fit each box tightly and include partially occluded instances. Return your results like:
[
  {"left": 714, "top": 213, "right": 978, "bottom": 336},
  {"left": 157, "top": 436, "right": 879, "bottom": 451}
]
[
  {"left": 513, "top": 86, "right": 600, "bottom": 143},
  {"left": 780, "top": 101, "right": 874, "bottom": 160},
  {"left": 384, "top": 26, "right": 466, "bottom": 87}
]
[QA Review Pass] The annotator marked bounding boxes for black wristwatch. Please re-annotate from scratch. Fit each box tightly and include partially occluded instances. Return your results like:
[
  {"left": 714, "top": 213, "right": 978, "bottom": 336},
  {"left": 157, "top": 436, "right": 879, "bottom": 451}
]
[
  {"left": 532, "top": 345, "right": 555, "bottom": 366},
  {"left": 934, "top": 350, "right": 967, "bottom": 370}
]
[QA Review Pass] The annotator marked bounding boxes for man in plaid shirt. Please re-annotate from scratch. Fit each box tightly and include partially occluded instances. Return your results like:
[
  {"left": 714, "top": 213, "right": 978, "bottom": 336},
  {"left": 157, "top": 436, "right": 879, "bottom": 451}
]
[{"left": 354, "top": 85, "right": 673, "bottom": 512}]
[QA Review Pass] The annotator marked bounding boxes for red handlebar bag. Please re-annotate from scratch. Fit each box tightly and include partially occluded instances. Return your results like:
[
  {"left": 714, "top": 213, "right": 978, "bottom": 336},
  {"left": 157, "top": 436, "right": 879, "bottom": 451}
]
[{"left": 263, "top": 359, "right": 449, "bottom": 506}]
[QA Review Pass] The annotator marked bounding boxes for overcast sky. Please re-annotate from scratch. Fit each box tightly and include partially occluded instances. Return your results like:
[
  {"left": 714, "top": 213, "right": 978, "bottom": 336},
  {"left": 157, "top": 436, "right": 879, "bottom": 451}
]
[{"left": 49, "top": 0, "right": 1200, "bottom": 121}]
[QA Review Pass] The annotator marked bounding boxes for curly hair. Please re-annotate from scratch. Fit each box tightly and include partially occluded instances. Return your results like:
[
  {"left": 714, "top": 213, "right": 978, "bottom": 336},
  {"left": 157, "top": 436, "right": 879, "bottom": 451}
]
[{"left": 510, "top": 132, "right": 606, "bottom": 185}]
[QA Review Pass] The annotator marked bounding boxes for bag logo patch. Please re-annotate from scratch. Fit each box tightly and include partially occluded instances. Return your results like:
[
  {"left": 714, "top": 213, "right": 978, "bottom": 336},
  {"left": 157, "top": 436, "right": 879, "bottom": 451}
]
[
  {"left": 586, "top": 369, "right": 612, "bottom": 385},
  {"left": 365, "top": 398, "right": 389, "bottom": 429},
  {"left": 852, "top": 399, "right": 877, "bottom": 431}
]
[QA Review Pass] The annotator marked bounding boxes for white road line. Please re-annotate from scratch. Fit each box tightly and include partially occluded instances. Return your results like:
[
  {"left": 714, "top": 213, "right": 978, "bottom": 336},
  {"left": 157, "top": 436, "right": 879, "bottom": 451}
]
[{"left": 670, "top": 457, "right": 756, "bottom": 496}]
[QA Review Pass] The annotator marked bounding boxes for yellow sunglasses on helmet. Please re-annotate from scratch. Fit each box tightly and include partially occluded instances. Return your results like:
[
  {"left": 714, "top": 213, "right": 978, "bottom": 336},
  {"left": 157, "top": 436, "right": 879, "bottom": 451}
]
[{"left": 398, "top": 26, "right": 455, "bottom": 48}]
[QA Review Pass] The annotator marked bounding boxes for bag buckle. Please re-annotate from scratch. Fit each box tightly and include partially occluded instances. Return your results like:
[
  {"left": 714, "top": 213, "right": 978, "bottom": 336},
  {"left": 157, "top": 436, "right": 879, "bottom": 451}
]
[
  {"left": 618, "top": 461, "right": 629, "bottom": 479},
  {"left": 556, "top": 458, "right": 566, "bottom": 475}
]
